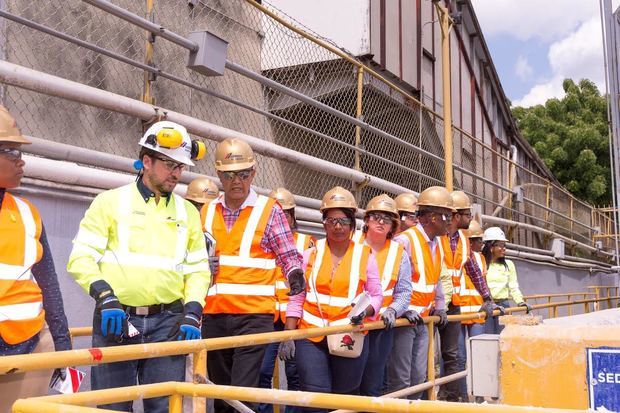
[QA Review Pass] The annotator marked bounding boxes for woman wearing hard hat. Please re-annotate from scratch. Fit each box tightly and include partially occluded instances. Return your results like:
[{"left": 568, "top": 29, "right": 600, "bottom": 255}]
[
  {"left": 353, "top": 194, "right": 413, "bottom": 397},
  {"left": 481, "top": 227, "right": 532, "bottom": 334},
  {"left": 278, "top": 186, "right": 383, "bottom": 409}
]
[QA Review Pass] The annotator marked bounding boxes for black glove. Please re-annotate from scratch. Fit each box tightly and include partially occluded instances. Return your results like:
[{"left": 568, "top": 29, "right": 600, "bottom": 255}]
[
  {"left": 518, "top": 302, "right": 533, "bottom": 314},
  {"left": 208, "top": 256, "right": 219, "bottom": 277},
  {"left": 168, "top": 301, "right": 203, "bottom": 341},
  {"left": 381, "top": 308, "right": 397, "bottom": 330},
  {"left": 404, "top": 309, "right": 423, "bottom": 325},
  {"left": 431, "top": 308, "right": 448, "bottom": 328},
  {"left": 287, "top": 268, "right": 306, "bottom": 296},
  {"left": 480, "top": 298, "right": 505, "bottom": 319},
  {"left": 350, "top": 308, "right": 367, "bottom": 325},
  {"left": 278, "top": 340, "right": 296, "bottom": 361},
  {"left": 90, "top": 280, "right": 127, "bottom": 341}
]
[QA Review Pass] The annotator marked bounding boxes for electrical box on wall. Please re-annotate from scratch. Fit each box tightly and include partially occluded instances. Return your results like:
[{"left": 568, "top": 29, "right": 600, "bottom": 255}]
[
  {"left": 187, "top": 31, "right": 228, "bottom": 76},
  {"left": 467, "top": 334, "right": 500, "bottom": 398}
]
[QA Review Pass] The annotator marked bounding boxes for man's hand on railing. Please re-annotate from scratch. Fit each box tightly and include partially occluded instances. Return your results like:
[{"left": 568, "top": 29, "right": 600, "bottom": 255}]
[
  {"left": 278, "top": 340, "right": 295, "bottom": 361},
  {"left": 350, "top": 308, "right": 367, "bottom": 325},
  {"left": 431, "top": 308, "right": 448, "bottom": 328},
  {"left": 403, "top": 309, "right": 423, "bottom": 325},
  {"left": 380, "top": 308, "right": 397, "bottom": 330},
  {"left": 518, "top": 302, "right": 533, "bottom": 314},
  {"left": 479, "top": 299, "right": 505, "bottom": 319},
  {"left": 169, "top": 302, "right": 202, "bottom": 341}
]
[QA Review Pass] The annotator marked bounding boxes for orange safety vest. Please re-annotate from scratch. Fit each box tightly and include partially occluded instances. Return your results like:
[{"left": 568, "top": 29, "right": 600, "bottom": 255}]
[
  {"left": 459, "top": 252, "right": 486, "bottom": 325},
  {"left": 400, "top": 226, "right": 441, "bottom": 317},
  {"left": 352, "top": 231, "right": 403, "bottom": 315},
  {"left": 274, "top": 232, "right": 314, "bottom": 322},
  {"left": 201, "top": 195, "right": 278, "bottom": 314},
  {"left": 298, "top": 238, "right": 370, "bottom": 342},
  {"left": 439, "top": 230, "right": 469, "bottom": 306},
  {"left": 0, "top": 192, "right": 45, "bottom": 345}
]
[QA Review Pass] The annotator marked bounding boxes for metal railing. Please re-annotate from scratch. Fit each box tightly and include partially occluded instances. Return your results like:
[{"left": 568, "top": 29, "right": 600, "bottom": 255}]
[
  {"left": 4, "top": 294, "right": 618, "bottom": 413},
  {"left": 0, "top": 0, "right": 614, "bottom": 255}
]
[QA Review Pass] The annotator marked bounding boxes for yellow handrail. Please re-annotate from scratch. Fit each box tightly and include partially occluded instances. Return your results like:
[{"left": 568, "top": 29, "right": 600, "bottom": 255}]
[{"left": 16, "top": 382, "right": 589, "bottom": 413}]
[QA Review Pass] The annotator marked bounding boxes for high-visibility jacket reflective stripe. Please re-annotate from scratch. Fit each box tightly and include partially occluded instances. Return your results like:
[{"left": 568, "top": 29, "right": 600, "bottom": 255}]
[
  {"left": 460, "top": 252, "right": 486, "bottom": 325},
  {"left": 401, "top": 227, "right": 441, "bottom": 316},
  {"left": 298, "top": 239, "right": 369, "bottom": 342},
  {"left": 439, "top": 230, "right": 469, "bottom": 306},
  {"left": 275, "top": 232, "right": 313, "bottom": 322},
  {"left": 202, "top": 195, "right": 278, "bottom": 314},
  {"left": 0, "top": 193, "right": 45, "bottom": 345},
  {"left": 352, "top": 231, "right": 403, "bottom": 315}
]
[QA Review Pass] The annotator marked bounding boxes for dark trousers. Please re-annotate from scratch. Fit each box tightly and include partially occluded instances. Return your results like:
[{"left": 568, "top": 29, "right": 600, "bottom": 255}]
[
  {"left": 438, "top": 303, "right": 462, "bottom": 401},
  {"left": 91, "top": 309, "right": 185, "bottom": 412},
  {"left": 202, "top": 314, "right": 274, "bottom": 413},
  {"left": 258, "top": 320, "right": 300, "bottom": 413},
  {"left": 360, "top": 328, "right": 394, "bottom": 397},
  {"left": 295, "top": 336, "right": 369, "bottom": 413}
]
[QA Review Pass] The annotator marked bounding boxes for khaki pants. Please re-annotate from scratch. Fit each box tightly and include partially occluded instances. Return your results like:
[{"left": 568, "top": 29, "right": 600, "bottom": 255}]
[{"left": 0, "top": 327, "right": 55, "bottom": 413}]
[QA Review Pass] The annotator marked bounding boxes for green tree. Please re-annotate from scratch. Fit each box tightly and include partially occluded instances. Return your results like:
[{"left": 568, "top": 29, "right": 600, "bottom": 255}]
[{"left": 512, "top": 79, "right": 611, "bottom": 205}]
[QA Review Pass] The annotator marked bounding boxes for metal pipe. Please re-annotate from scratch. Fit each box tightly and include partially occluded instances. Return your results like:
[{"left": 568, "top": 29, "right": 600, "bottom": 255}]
[
  {"left": 80, "top": 0, "right": 198, "bottom": 51},
  {"left": 506, "top": 243, "right": 554, "bottom": 257},
  {"left": 436, "top": 3, "right": 454, "bottom": 191},
  {"left": 0, "top": 61, "right": 409, "bottom": 196}
]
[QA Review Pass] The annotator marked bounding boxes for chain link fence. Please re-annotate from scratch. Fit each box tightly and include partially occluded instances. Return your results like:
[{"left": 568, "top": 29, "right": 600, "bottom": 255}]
[{"left": 0, "top": 0, "right": 614, "bottom": 254}]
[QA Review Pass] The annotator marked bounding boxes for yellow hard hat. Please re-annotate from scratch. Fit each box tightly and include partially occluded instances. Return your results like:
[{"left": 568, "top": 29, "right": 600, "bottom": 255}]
[
  {"left": 464, "top": 220, "right": 483, "bottom": 238},
  {"left": 365, "top": 194, "right": 398, "bottom": 217},
  {"left": 214, "top": 138, "right": 256, "bottom": 172},
  {"left": 394, "top": 193, "right": 418, "bottom": 213},
  {"left": 320, "top": 186, "right": 357, "bottom": 212},
  {"left": 0, "top": 106, "right": 30, "bottom": 144},
  {"left": 270, "top": 187, "right": 296, "bottom": 210},
  {"left": 417, "top": 186, "right": 456, "bottom": 212},
  {"left": 185, "top": 178, "right": 219, "bottom": 204},
  {"left": 451, "top": 190, "right": 472, "bottom": 210}
]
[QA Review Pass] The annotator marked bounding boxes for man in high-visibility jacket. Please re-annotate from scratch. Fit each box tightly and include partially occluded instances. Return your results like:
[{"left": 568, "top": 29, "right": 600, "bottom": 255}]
[
  {"left": 385, "top": 186, "right": 451, "bottom": 399},
  {"left": 201, "top": 139, "right": 305, "bottom": 413},
  {"left": 67, "top": 121, "right": 211, "bottom": 413},
  {"left": 437, "top": 191, "right": 501, "bottom": 402},
  {"left": 258, "top": 187, "right": 312, "bottom": 413},
  {"left": 0, "top": 106, "right": 72, "bottom": 412}
]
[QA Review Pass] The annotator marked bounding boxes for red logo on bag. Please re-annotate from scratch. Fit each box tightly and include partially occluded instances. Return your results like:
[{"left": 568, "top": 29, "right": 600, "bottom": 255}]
[{"left": 340, "top": 334, "right": 355, "bottom": 350}]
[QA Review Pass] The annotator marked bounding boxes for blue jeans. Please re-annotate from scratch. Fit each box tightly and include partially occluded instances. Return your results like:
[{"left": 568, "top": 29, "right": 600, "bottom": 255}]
[
  {"left": 360, "top": 328, "right": 394, "bottom": 396},
  {"left": 91, "top": 308, "right": 185, "bottom": 412},
  {"left": 385, "top": 323, "right": 429, "bottom": 399},
  {"left": 457, "top": 323, "right": 485, "bottom": 399},
  {"left": 484, "top": 300, "right": 510, "bottom": 335},
  {"left": 258, "top": 323, "right": 300, "bottom": 413},
  {"left": 295, "top": 336, "right": 370, "bottom": 413}
]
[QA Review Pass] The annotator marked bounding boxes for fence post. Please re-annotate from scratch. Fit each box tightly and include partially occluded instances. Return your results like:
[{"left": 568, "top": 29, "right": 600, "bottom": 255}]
[
  {"left": 193, "top": 349, "right": 207, "bottom": 413},
  {"left": 426, "top": 321, "right": 436, "bottom": 400},
  {"left": 593, "top": 287, "right": 600, "bottom": 312}
]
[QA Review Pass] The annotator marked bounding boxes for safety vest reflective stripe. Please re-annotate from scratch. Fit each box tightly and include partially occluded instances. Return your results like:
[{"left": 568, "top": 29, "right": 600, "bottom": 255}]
[
  {"left": 207, "top": 283, "right": 276, "bottom": 296},
  {"left": 408, "top": 304, "right": 432, "bottom": 313},
  {"left": 0, "top": 301, "right": 44, "bottom": 321},
  {"left": 75, "top": 228, "right": 108, "bottom": 250},
  {"left": 302, "top": 309, "right": 352, "bottom": 328},
  {"left": 186, "top": 249, "right": 209, "bottom": 263},
  {"left": 69, "top": 244, "right": 103, "bottom": 262},
  {"left": 183, "top": 262, "right": 210, "bottom": 275},
  {"left": 381, "top": 241, "right": 399, "bottom": 291},
  {"left": 295, "top": 233, "right": 308, "bottom": 252},
  {"left": 218, "top": 255, "right": 276, "bottom": 270},
  {"left": 407, "top": 230, "right": 437, "bottom": 294},
  {"left": 100, "top": 251, "right": 183, "bottom": 271},
  {"left": 383, "top": 288, "right": 394, "bottom": 297},
  {"left": 459, "top": 305, "right": 483, "bottom": 313},
  {"left": 276, "top": 281, "right": 288, "bottom": 290},
  {"left": 351, "top": 230, "right": 363, "bottom": 244},
  {"left": 0, "top": 196, "right": 38, "bottom": 281}
]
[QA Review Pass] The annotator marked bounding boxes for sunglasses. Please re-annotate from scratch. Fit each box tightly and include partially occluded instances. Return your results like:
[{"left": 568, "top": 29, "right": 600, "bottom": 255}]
[
  {"left": 153, "top": 156, "right": 185, "bottom": 172},
  {"left": 220, "top": 169, "right": 254, "bottom": 181},
  {"left": 0, "top": 148, "right": 22, "bottom": 160},
  {"left": 323, "top": 217, "right": 353, "bottom": 227},
  {"left": 401, "top": 212, "right": 417, "bottom": 221},
  {"left": 368, "top": 212, "right": 394, "bottom": 224}
]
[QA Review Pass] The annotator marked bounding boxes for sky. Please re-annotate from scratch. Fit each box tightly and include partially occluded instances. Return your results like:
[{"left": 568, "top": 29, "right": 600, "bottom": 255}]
[{"left": 470, "top": 0, "right": 619, "bottom": 108}]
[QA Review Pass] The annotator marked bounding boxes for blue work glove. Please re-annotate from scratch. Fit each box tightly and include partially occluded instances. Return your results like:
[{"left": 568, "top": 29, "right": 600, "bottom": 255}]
[
  {"left": 169, "top": 302, "right": 202, "bottom": 341},
  {"left": 89, "top": 280, "right": 127, "bottom": 341}
]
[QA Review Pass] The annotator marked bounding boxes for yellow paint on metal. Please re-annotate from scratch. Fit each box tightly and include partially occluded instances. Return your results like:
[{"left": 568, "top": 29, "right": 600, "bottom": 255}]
[
  {"left": 192, "top": 349, "right": 207, "bottom": 413},
  {"left": 500, "top": 324, "right": 620, "bottom": 409}
]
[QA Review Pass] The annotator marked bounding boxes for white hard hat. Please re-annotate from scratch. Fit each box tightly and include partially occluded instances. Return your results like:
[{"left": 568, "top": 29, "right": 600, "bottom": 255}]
[
  {"left": 139, "top": 121, "right": 206, "bottom": 166},
  {"left": 483, "top": 227, "right": 508, "bottom": 242}
]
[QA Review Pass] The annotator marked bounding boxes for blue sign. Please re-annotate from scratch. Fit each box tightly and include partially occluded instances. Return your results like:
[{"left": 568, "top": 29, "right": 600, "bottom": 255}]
[{"left": 587, "top": 347, "right": 620, "bottom": 412}]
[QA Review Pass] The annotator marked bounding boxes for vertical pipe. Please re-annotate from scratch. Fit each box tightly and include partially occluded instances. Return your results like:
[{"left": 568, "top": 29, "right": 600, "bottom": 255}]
[
  {"left": 273, "top": 359, "right": 280, "bottom": 413},
  {"left": 426, "top": 322, "right": 436, "bottom": 400},
  {"left": 594, "top": 287, "right": 601, "bottom": 312},
  {"left": 567, "top": 295, "right": 572, "bottom": 316},
  {"left": 169, "top": 393, "right": 183, "bottom": 413},
  {"left": 142, "top": 0, "right": 155, "bottom": 104},
  {"left": 192, "top": 350, "right": 207, "bottom": 413},
  {"left": 570, "top": 198, "right": 574, "bottom": 235},
  {"left": 436, "top": 3, "right": 453, "bottom": 191},
  {"left": 354, "top": 66, "right": 364, "bottom": 201},
  {"left": 547, "top": 297, "right": 552, "bottom": 319}
]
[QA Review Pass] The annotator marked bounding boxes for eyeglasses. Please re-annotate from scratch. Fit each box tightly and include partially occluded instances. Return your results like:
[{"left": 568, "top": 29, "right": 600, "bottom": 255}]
[
  {"left": 368, "top": 212, "right": 394, "bottom": 224},
  {"left": 220, "top": 169, "right": 254, "bottom": 181},
  {"left": 323, "top": 217, "right": 353, "bottom": 227},
  {"left": 0, "top": 148, "right": 22, "bottom": 160},
  {"left": 457, "top": 211, "right": 472, "bottom": 217},
  {"left": 153, "top": 156, "right": 185, "bottom": 172},
  {"left": 401, "top": 212, "right": 417, "bottom": 221},
  {"left": 434, "top": 212, "right": 451, "bottom": 222}
]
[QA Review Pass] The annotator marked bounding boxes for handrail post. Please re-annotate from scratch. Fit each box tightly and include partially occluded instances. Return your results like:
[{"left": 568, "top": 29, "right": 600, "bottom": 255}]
[
  {"left": 169, "top": 393, "right": 182, "bottom": 413},
  {"left": 192, "top": 349, "right": 207, "bottom": 413},
  {"left": 273, "top": 358, "right": 280, "bottom": 413},
  {"left": 553, "top": 304, "right": 558, "bottom": 318},
  {"left": 426, "top": 321, "right": 436, "bottom": 400},
  {"left": 547, "top": 297, "right": 552, "bottom": 318},
  {"left": 584, "top": 294, "right": 590, "bottom": 313},
  {"left": 593, "top": 287, "right": 600, "bottom": 311},
  {"left": 567, "top": 295, "right": 572, "bottom": 316}
]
